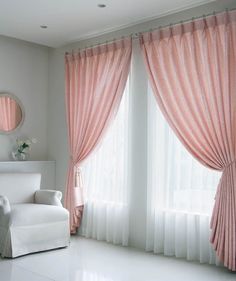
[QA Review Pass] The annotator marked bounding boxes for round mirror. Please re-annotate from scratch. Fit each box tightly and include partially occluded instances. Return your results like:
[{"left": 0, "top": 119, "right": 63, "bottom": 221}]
[{"left": 0, "top": 93, "right": 24, "bottom": 134}]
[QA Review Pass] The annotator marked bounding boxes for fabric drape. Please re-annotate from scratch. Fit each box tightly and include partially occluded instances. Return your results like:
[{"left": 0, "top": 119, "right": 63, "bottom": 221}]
[
  {"left": 64, "top": 38, "right": 132, "bottom": 234},
  {"left": 147, "top": 88, "right": 221, "bottom": 265},
  {"left": 140, "top": 11, "right": 236, "bottom": 270},
  {"left": 80, "top": 82, "right": 130, "bottom": 245}
]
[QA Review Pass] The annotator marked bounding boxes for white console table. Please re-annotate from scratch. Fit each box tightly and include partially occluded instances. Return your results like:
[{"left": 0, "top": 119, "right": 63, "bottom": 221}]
[{"left": 0, "top": 161, "right": 56, "bottom": 189}]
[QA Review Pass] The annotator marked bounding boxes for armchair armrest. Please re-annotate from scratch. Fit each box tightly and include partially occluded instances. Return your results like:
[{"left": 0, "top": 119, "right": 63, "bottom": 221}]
[
  {"left": 35, "top": 190, "right": 63, "bottom": 207},
  {"left": 0, "top": 195, "right": 11, "bottom": 216}
]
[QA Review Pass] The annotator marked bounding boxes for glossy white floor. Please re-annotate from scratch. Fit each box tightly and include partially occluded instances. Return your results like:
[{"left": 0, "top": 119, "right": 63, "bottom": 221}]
[{"left": 0, "top": 237, "right": 235, "bottom": 281}]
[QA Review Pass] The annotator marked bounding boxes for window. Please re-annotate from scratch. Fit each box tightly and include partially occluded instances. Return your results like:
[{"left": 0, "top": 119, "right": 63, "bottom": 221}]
[
  {"left": 146, "top": 86, "right": 221, "bottom": 264},
  {"left": 80, "top": 80, "right": 130, "bottom": 245}
]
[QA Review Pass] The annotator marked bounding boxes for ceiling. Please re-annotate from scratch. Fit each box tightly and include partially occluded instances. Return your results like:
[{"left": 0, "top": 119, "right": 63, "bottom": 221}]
[{"left": 0, "top": 0, "right": 214, "bottom": 47}]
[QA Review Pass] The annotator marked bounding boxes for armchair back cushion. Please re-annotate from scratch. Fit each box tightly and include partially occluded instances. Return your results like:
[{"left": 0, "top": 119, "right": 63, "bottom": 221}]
[{"left": 0, "top": 173, "right": 41, "bottom": 204}]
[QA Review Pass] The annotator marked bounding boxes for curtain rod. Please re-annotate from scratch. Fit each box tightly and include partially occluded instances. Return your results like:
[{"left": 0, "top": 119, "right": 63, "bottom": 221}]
[{"left": 66, "top": 7, "right": 236, "bottom": 54}]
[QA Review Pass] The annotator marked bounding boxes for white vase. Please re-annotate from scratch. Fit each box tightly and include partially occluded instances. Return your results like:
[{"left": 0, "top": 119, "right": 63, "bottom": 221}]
[{"left": 12, "top": 150, "right": 29, "bottom": 161}]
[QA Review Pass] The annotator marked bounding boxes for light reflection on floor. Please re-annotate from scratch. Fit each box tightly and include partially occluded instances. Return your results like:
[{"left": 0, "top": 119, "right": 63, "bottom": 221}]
[
  {"left": 74, "top": 270, "right": 116, "bottom": 281},
  {"left": 0, "top": 237, "right": 235, "bottom": 281}
]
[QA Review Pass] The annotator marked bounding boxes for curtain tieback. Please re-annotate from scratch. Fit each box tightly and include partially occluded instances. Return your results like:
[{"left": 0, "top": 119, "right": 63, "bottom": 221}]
[
  {"left": 75, "top": 167, "right": 83, "bottom": 188},
  {"left": 69, "top": 155, "right": 81, "bottom": 187},
  {"left": 70, "top": 155, "right": 77, "bottom": 166},
  {"left": 75, "top": 167, "right": 81, "bottom": 176},
  {"left": 224, "top": 159, "right": 236, "bottom": 169}
]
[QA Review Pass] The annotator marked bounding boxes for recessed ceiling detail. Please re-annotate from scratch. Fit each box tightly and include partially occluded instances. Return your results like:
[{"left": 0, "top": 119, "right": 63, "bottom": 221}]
[
  {"left": 97, "top": 4, "right": 106, "bottom": 8},
  {"left": 0, "top": 0, "right": 215, "bottom": 47}
]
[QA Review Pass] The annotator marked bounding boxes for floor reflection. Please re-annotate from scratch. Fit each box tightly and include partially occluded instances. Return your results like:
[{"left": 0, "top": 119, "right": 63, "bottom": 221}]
[
  {"left": 74, "top": 270, "right": 117, "bottom": 281},
  {"left": 1, "top": 237, "right": 235, "bottom": 281}
]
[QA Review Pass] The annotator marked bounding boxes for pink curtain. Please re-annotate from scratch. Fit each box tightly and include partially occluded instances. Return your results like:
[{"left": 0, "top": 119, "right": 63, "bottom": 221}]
[
  {"left": 0, "top": 96, "right": 19, "bottom": 131},
  {"left": 140, "top": 11, "right": 236, "bottom": 270},
  {"left": 64, "top": 38, "right": 132, "bottom": 234}
]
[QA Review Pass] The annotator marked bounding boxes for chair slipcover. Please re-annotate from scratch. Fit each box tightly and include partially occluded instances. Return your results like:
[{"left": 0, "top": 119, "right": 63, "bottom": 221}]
[{"left": 0, "top": 173, "right": 70, "bottom": 257}]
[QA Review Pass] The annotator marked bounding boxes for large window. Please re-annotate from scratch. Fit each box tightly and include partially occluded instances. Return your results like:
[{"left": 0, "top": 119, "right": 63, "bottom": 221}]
[
  {"left": 78, "top": 56, "right": 222, "bottom": 265},
  {"left": 147, "top": 87, "right": 221, "bottom": 214},
  {"left": 80, "top": 80, "right": 130, "bottom": 245},
  {"left": 146, "top": 87, "right": 221, "bottom": 264}
]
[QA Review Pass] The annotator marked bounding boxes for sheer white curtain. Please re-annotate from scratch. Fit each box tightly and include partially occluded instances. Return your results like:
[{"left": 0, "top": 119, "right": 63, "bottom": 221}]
[
  {"left": 146, "top": 87, "right": 222, "bottom": 265},
  {"left": 80, "top": 81, "right": 130, "bottom": 246}
]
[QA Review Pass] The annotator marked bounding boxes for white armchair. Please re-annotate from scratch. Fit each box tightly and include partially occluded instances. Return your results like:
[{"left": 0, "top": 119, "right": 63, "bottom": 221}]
[{"left": 0, "top": 173, "right": 70, "bottom": 258}]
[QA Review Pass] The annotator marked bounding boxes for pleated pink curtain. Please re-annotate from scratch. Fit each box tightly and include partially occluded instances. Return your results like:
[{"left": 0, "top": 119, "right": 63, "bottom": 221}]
[
  {"left": 0, "top": 97, "right": 18, "bottom": 131},
  {"left": 64, "top": 38, "right": 132, "bottom": 234},
  {"left": 140, "top": 11, "right": 236, "bottom": 270}
]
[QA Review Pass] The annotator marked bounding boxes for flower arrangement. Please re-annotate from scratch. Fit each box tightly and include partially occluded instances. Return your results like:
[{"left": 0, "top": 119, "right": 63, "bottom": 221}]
[{"left": 12, "top": 137, "right": 37, "bottom": 161}]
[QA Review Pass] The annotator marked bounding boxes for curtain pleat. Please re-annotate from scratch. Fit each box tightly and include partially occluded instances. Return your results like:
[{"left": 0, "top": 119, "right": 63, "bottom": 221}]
[
  {"left": 141, "top": 10, "right": 236, "bottom": 270},
  {"left": 64, "top": 38, "right": 132, "bottom": 233},
  {"left": 147, "top": 90, "right": 221, "bottom": 265},
  {"left": 80, "top": 84, "right": 130, "bottom": 245}
]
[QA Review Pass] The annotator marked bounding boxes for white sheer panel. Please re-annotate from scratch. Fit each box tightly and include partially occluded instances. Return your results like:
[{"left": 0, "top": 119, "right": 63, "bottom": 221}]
[
  {"left": 80, "top": 82, "right": 130, "bottom": 246},
  {"left": 146, "top": 88, "right": 222, "bottom": 265}
]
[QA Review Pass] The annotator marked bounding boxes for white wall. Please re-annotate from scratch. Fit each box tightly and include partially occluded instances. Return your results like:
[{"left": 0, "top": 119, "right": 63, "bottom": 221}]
[
  {"left": 48, "top": 50, "right": 69, "bottom": 191},
  {"left": 47, "top": 0, "right": 236, "bottom": 249},
  {"left": 0, "top": 35, "right": 49, "bottom": 161}
]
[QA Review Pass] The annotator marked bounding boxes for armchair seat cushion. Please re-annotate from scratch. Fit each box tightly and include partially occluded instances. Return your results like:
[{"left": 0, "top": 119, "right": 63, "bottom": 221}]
[{"left": 9, "top": 204, "right": 69, "bottom": 227}]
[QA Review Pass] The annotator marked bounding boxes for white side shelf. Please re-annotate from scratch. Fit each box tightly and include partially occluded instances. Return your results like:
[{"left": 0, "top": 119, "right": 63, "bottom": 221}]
[{"left": 0, "top": 161, "right": 56, "bottom": 189}]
